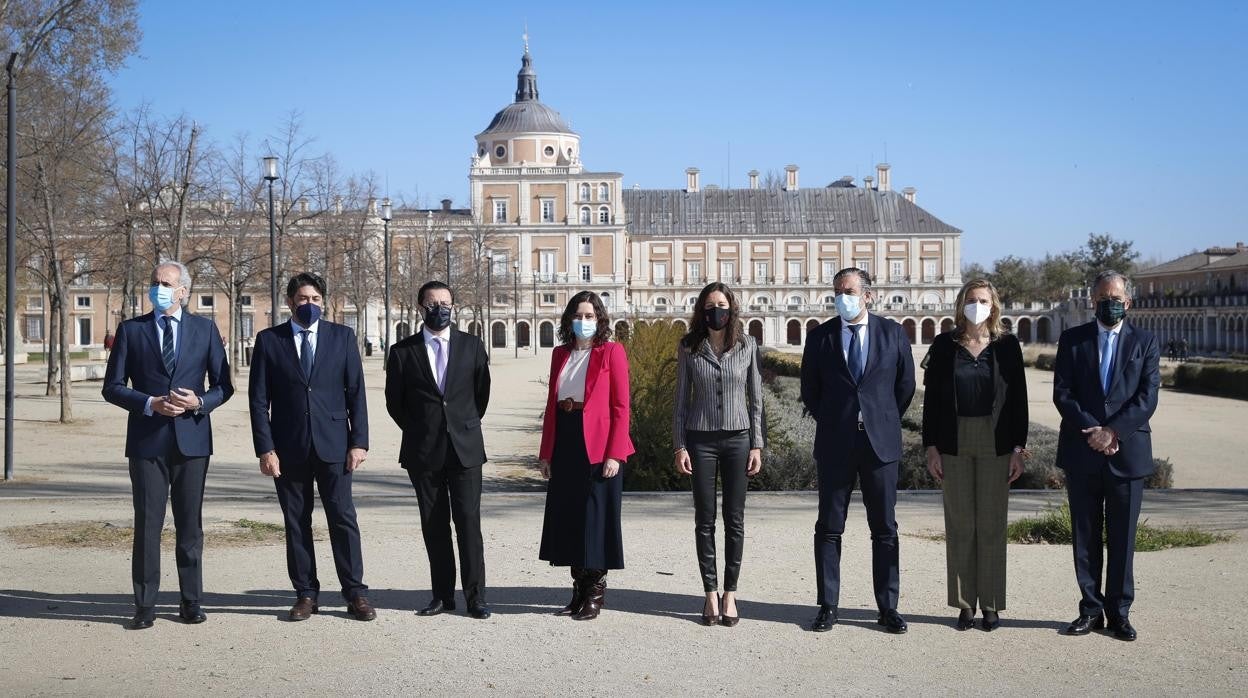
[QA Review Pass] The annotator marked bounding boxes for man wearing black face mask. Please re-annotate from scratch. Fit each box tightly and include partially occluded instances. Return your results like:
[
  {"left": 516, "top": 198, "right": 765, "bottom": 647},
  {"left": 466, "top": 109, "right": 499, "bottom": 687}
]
[
  {"left": 1053, "top": 270, "right": 1160, "bottom": 642},
  {"left": 385, "top": 280, "right": 493, "bottom": 619},
  {"left": 248, "top": 272, "right": 375, "bottom": 622}
]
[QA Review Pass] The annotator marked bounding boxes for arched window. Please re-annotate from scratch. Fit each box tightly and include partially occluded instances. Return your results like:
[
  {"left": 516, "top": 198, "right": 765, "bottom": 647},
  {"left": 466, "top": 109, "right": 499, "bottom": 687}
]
[
  {"left": 598, "top": 183, "right": 609, "bottom": 201},
  {"left": 654, "top": 297, "right": 669, "bottom": 308},
  {"left": 788, "top": 295, "right": 804, "bottom": 306},
  {"left": 687, "top": 296, "right": 699, "bottom": 307},
  {"left": 579, "top": 207, "right": 591, "bottom": 225},
  {"left": 823, "top": 295, "right": 836, "bottom": 304},
  {"left": 754, "top": 296, "right": 771, "bottom": 307},
  {"left": 579, "top": 183, "right": 590, "bottom": 201},
  {"left": 597, "top": 206, "right": 610, "bottom": 224},
  {"left": 891, "top": 294, "right": 906, "bottom": 304}
]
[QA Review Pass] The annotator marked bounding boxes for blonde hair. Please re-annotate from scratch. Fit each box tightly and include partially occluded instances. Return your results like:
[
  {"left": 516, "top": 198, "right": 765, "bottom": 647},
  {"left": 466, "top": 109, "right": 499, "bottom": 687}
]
[{"left": 953, "top": 279, "right": 1005, "bottom": 341}]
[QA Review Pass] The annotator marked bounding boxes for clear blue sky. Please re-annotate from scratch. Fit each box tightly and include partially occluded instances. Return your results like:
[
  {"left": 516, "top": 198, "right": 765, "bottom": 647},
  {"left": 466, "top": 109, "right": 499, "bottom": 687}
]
[{"left": 109, "top": 0, "right": 1248, "bottom": 266}]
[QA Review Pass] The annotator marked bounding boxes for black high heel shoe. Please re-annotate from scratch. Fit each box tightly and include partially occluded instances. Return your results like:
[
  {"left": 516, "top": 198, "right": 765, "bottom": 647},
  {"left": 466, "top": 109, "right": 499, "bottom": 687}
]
[
  {"left": 956, "top": 607, "right": 975, "bottom": 631},
  {"left": 719, "top": 594, "right": 739, "bottom": 627},
  {"left": 701, "top": 595, "right": 720, "bottom": 626},
  {"left": 981, "top": 610, "right": 1001, "bottom": 632}
]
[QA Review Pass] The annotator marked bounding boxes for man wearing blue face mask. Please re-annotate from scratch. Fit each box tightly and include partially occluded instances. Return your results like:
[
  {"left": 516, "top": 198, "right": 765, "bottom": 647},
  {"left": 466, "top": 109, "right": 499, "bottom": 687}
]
[
  {"left": 1053, "top": 270, "right": 1160, "bottom": 642},
  {"left": 800, "top": 267, "right": 915, "bottom": 634},
  {"left": 103, "top": 261, "right": 234, "bottom": 629},
  {"left": 385, "top": 280, "right": 493, "bottom": 619},
  {"left": 248, "top": 272, "right": 374, "bottom": 622}
]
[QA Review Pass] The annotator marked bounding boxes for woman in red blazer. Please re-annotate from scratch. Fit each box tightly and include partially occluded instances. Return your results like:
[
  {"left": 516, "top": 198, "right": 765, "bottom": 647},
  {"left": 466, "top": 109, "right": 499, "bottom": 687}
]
[{"left": 538, "top": 290, "right": 634, "bottom": 621}]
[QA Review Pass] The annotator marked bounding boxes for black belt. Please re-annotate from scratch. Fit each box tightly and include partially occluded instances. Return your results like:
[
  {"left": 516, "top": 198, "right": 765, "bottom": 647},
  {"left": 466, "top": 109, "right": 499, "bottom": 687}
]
[{"left": 558, "top": 398, "right": 585, "bottom": 412}]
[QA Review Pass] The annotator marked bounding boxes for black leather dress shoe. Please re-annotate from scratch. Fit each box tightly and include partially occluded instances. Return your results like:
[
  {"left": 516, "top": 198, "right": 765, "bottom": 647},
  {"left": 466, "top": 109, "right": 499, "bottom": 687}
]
[
  {"left": 811, "top": 605, "right": 838, "bottom": 632},
  {"left": 178, "top": 601, "right": 207, "bottom": 624},
  {"left": 468, "top": 603, "right": 492, "bottom": 620},
  {"left": 980, "top": 611, "right": 1000, "bottom": 632},
  {"left": 956, "top": 608, "right": 975, "bottom": 631},
  {"left": 128, "top": 608, "right": 155, "bottom": 630},
  {"left": 417, "top": 599, "right": 456, "bottom": 616},
  {"left": 1109, "top": 617, "right": 1137, "bottom": 641},
  {"left": 1064, "top": 613, "right": 1105, "bottom": 636},
  {"left": 877, "top": 609, "right": 908, "bottom": 634}
]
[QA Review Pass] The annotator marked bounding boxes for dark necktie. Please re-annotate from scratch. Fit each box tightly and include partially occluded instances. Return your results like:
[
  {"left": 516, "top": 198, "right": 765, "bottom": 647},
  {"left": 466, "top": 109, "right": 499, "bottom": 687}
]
[
  {"left": 161, "top": 316, "right": 177, "bottom": 375},
  {"left": 848, "top": 324, "right": 864, "bottom": 383},
  {"left": 300, "top": 330, "right": 314, "bottom": 379}
]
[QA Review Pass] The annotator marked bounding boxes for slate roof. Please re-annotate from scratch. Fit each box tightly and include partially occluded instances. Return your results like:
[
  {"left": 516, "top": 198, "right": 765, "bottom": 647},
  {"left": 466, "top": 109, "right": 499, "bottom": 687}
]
[
  {"left": 1206, "top": 250, "right": 1248, "bottom": 270},
  {"left": 1137, "top": 247, "right": 1247, "bottom": 276},
  {"left": 479, "top": 100, "right": 573, "bottom": 136},
  {"left": 622, "top": 187, "right": 962, "bottom": 237}
]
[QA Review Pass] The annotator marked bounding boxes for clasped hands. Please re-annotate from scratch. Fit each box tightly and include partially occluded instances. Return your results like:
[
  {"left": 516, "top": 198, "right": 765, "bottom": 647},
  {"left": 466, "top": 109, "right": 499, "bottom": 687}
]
[
  {"left": 151, "top": 387, "right": 200, "bottom": 417},
  {"left": 1082, "top": 425, "right": 1120, "bottom": 455},
  {"left": 259, "top": 447, "right": 368, "bottom": 478}
]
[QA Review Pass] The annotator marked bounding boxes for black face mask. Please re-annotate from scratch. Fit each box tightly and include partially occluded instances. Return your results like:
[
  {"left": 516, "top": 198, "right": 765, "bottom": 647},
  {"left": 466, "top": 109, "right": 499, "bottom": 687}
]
[
  {"left": 703, "top": 307, "right": 731, "bottom": 331},
  {"left": 1095, "top": 299, "right": 1127, "bottom": 326},
  {"left": 423, "top": 304, "right": 453, "bottom": 331}
]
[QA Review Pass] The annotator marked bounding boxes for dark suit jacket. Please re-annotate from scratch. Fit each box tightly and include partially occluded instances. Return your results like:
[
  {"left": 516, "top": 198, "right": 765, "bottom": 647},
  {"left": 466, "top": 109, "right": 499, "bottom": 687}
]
[
  {"left": 800, "top": 313, "right": 916, "bottom": 463},
  {"left": 385, "top": 327, "right": 491, "bottom": 470},
  {"left": 921, "top": 331, "right": 1028, "bottom": 456},
  {"left": 248, "top": 320, "right": 369, "bottom": 463},
  {"left": 1053, "top": 320, "right": 1160, "bottom": 479},
  {"left": 102, "top": 311, "right": 234, "bottom": 459}
]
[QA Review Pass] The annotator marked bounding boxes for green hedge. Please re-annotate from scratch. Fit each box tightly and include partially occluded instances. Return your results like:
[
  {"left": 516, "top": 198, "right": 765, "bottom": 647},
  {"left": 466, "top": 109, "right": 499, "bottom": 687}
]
[
  {"left": 1173, "top": 363, "right": 1248, "bottom": 401},
  {"left": 760, "top": 351, "right": 802, "bottom": 378}
]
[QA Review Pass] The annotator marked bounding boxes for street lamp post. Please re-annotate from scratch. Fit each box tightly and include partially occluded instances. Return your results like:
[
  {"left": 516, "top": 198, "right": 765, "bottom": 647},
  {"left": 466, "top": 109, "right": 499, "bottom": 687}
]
[
  {"left": 513, "top": 260, "right": 520, "bottom": 358},
  {"left": 444, "top": 230, "right": 453, "bottom": 284},
  {"left": 485, "top": 250, "right": 492, "bottom": 359},
  {"left": 5, "top": 52, "right": 18, "bottom": 481},
  {"left": 380, "top": 198, "right": 392, "bottom": 364},
  {"left": 531, "top": 272, "right": 537, "bottom": 354},
  {"left": 262, "top": 156, "right": 279, "bottom": 326}
]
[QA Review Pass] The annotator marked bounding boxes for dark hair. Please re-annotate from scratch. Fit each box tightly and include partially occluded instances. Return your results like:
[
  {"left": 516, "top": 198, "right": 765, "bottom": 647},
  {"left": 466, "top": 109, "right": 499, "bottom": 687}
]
[
  {"left": 286, "top": 272, "right": 326, "bottom": 299},
  {"left": 558, "top": 291, "right": 612, "bottom": 346},
  {"left": 832, "top": 266, "right": 873, "bottom": 293},
  {"left": 682, "top": 282, "right": 741, "bottom": 350},
  {"left": 417, "top": 280, "right": 454, "bottom": 306}
]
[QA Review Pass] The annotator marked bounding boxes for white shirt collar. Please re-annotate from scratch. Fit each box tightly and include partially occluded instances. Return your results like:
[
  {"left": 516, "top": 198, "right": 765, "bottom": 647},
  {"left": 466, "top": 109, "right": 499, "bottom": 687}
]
[
  {"left": 845, "top": 312, "right": 870, "bottom": 328},
  {"left": 423, "top": 326, "right": 450, "bottom": 342},
  {"left": 290, "top": 317, "right": 319, "bottom": 334},
  {"left": 159, "top": 307, "right": 184, "bottom": 323},
  {"left": 1096, "top": 320, "right": 1122, "bottom": 336}
]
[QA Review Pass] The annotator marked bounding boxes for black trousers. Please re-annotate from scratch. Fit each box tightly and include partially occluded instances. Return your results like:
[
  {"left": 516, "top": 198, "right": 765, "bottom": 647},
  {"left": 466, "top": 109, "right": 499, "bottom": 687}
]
[
  {"left": 688, "top": 429, "right": 750, "bottom": 592},
  {"left": 408, "top": 448, "right": 486, "bottom": 607},
  {"left": 273, "top": 456, "right": 367, "bottom": 602},
  {"left": 129, "top": 452, "right": 209, "bottom": 609},
  {"left": 1066, "top": 466, "right": 1145, "bottom": 620},
  {"left": 814, "top": 428, "right": 900, "bottom": 611}
]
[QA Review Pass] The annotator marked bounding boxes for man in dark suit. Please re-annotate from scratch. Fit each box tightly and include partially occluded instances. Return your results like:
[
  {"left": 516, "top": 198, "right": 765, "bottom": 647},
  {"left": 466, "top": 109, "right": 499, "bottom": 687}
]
[
  {"left": 800, "top": 267, "right": 916, "bottom": 634},
  {"left": 1054, "top": 270, "right": 1160, "bottom": 641},
  {"left": 102, "top": 261, "right": 234, "bottom": 630},
  {"left": 248, "top": 272, "right": 375, "bottom": 622},
  {"left": 385, "top": 280, "right": 492, "bottom": 619}
]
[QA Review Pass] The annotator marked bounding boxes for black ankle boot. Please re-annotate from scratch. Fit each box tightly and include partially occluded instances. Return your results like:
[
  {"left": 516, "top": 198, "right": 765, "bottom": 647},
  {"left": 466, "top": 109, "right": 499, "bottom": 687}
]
[
  {"left": 557, "top": 567, "right": 586, "bottom": 616},
  {"left": 572, "top": 570, "right": 606, "bottom": 621}
]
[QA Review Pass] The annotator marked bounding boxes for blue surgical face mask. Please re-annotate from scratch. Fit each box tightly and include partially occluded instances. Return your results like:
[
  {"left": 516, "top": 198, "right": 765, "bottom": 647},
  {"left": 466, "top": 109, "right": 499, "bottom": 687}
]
[
  {"left": 834, "top": 293, "right": 862, "bottom": 322},
  {"left": 294, "top": 302, "right": 322, "bottom": 327},
  {"left": 573, "top": 318, "right": 597, "bottom": 340},
  {"left": 149, "top": 284, "right": 177, "bottom": 312}
]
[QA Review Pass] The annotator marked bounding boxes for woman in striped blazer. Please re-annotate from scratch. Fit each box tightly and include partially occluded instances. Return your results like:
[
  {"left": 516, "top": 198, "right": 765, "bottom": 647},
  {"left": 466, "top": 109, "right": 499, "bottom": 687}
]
[{"left": 673, "top": 282, "right": 765, "bottom": 626}]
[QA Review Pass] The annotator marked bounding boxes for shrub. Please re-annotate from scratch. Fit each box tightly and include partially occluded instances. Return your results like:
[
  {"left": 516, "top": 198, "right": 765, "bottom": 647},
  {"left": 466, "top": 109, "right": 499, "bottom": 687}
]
[
  {"left": 1173, "top": 363, "right": 1248, "bottom": 401},
  {"left": 753, "top": 378, "right": 817, "bottom": 490},
  {"left": 1007, "top": 503, "right": 1231, "bottom": 551},
  {"left": 760, "top": 350, "right": 802, "bottom": 378},
  {"left": 620, "top": 320, "right": 687, "bottom": 492},
  {"left": 1033, "top": 352, "right": 1057, "bottom": 371}
]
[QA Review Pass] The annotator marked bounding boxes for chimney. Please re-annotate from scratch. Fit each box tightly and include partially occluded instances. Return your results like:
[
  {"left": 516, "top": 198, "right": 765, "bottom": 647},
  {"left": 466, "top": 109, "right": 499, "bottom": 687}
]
[
  {"left": 863, "top": 175, "right": 875, "bottom": 190},
  {"left": 297, "top": 197, "right": 309, "bottom": 212},
  {"left": 441, "top": 198, "right": 453, "bottom": 212},
  {"left": 902, "top": 186, "right": 916, "bottom": 203},
  {"left": 748, "top": 170, "right": 759, "bottom": 189},
  {"left": 876, "top": 163, "right": 891, "bottom": 192},
  {"left": 784, "top": 164, "right": 799, "bottom": 191},
  {"left": 685, "top": 167, "right": 701, "bottom": 193}
]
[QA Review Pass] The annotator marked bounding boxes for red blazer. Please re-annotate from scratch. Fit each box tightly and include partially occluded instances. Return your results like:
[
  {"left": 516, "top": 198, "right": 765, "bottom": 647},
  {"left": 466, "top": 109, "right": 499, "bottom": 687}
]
[{"left": 539, "top": 341, "right": 635, "bottom": 465}]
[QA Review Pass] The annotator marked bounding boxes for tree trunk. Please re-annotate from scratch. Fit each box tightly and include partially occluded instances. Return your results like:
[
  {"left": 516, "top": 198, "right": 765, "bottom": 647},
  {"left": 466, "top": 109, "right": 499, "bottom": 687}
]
[{"left": 45, "top": 291, "right": 59, "bottom": 395}]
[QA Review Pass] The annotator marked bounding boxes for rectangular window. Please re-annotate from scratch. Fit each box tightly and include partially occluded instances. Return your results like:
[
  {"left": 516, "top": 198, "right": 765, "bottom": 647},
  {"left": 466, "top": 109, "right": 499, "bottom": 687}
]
[
  {"left": 241, "top": 314, "right": 254, "bottom": 339},
  {"left": 597, "top": 208, "right": 610, "bottom": 224},
  {"left": 720, "top": 260, "right": 735, "bottom": 281},
  {"left": 580, "top": 264, "right": 592, "bottom": 282},
  {"left": 822, "top": 260, "right": 837, "bottom": 281},
  {"left": 538, "top": 250, "right": 556, "bottom": 281},
  {"left": 75, "top": 296, "right": 91, "bottom": 308},
  {"left": 240, "top": 295, "right": 253, "bottom": 307},
  {"left": 754, "top": 261, "right": 769, "bottom": 281},
  {"left": 25, "top": 315, "right": 44, "bottom": 341},
  {"left": 26, "top": 295, "right": 42, "bottom": 310},
  {"left": 788, "top": 261, "right": 803, "bottom": 282},
  {"left": 540, "top": 199, "right": 555, "bottom": 223},
  {"left": 199, "top": 295, "right": 214, "bottom": 308},
  {"left": 653, "top": 262, "right": 668, "bottom": 282},
  {"left": 890, "top": 259, "right": 905, "bottom": 281},
  {"left": 492, "top": 253, "right": 508, "bottom": 277},
  {"left": 923, "top": 259, "right": 939, "bottom": 282},
  {"left": 687, "top": 261, "right": 702, "bottom": 282},
  {"left": 855, "top": 258, "right": 872, "bottom": 275},
  {"left": 580, "top": 236, "right": 592, "bottom": 255},
  {"left": 493, "top": 200, "right": 508, "bottom": 223},
  {"left": 541, "top": 292, "right": 557, "bottom": 305}
]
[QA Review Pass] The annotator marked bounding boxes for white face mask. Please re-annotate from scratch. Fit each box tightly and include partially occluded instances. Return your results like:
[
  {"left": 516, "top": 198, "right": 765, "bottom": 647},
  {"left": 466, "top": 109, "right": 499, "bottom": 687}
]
[{"left": 963, "top": 302, "right": 992, "bottom": 326}]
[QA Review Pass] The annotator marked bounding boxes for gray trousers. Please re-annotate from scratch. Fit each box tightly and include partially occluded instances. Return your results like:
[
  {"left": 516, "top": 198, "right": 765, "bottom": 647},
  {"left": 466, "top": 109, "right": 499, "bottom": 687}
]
[{"left": 941, "top": 416, "right": 1010, "bottom": 611}]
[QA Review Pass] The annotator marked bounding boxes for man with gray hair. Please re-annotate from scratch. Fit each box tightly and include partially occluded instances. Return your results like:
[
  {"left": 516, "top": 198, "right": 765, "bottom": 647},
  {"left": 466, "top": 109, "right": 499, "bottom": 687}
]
[
  {"left": 103, "top": 261, "right": 234, "bottom": 630},
  {"left": 1053, "top": 269, "right": 1160, "bottom": 641}
]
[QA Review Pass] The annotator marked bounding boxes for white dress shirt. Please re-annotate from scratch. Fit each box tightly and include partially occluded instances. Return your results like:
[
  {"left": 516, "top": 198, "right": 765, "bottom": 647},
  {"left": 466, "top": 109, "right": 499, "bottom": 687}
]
[
  {"left": 423, "top": 326, "right": 451, "bottom": 386},
  {"left": 557, "top": 348, "right": 592, "bottom": 402},
  {"left": 291, "top": 317, "right": 320, "bottom": 359}
]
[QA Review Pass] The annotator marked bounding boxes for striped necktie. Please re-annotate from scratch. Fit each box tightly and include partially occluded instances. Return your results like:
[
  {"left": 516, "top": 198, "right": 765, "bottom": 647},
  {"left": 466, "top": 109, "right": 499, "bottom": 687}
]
[{"left": 161, "top": 316, "right": 177, "bottom": 375}]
